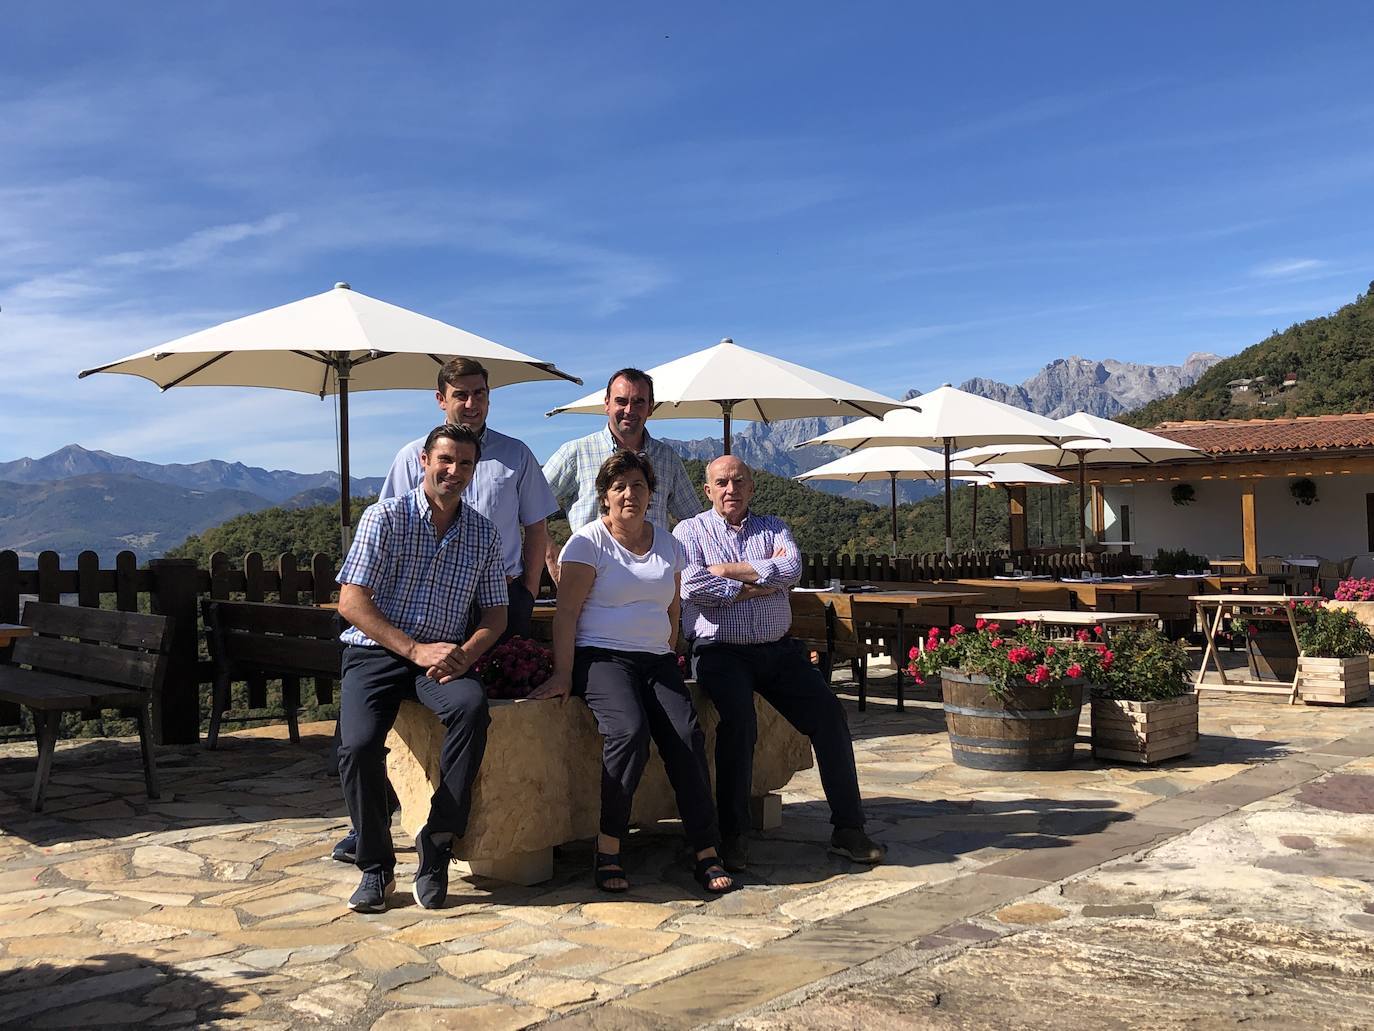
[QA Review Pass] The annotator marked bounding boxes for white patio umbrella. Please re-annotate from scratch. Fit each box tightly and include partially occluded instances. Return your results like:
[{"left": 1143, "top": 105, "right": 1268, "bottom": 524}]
[
  {"left": 958, "top": 411, "right": 1202, "bottom": 556},
  {"left": 545, "top": 338, "right": 904, "bottom": 454},
  {"left": 79, "top": 282, "right": 582, "bottom": 548},
  {"left": 965, "top": 463, "right": 1070, "bottom": 550},
  {"left": 798, "top": 385, "right": 1094, "bottom": 556},
  {"left": 795, "top": 446, "right": 991, "bottom": 557}
]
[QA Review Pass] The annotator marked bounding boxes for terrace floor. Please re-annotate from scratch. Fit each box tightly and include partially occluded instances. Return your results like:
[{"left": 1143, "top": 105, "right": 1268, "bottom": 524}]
[{"left": 2, "top": 657, "right": 1373, "bottom": 1029}]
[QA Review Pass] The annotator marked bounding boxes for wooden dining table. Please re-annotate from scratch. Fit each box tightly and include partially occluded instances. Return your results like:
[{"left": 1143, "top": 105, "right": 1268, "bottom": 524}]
[
  {"left": 837, "top": 589, "right": 986, "bottom": 711},
  {"left": 1191, "top": 594, "right": 1321, "bottom": 703},
  {"left": 976, "top": 609, "right": 1159, "bottom": 638}
]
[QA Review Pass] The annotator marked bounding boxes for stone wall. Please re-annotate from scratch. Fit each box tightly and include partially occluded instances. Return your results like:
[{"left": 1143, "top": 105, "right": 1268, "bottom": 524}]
[{"left": 386, "top": 687, "right": 815, "bottom": 862}]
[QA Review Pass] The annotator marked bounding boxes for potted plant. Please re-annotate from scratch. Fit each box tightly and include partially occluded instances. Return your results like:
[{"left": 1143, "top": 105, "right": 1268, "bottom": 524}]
[
  {"left": 473, "top": 637, "right": 554, "bottom": 699},
  {"left": 1231, "top": 599, "right": 1318, "bottom": 682},
  {"left": 1332, "top": 578, "right": 1374, "bottom": 635},
  {"left": 908, "top": 619, "right": 1108, "bottom": 771},
  {"left": 1295, "top": 605, "right": 1373, "bottom": 706},
  {"left": 1089, "top": 626, "right": 1198, "bottom": 764}
]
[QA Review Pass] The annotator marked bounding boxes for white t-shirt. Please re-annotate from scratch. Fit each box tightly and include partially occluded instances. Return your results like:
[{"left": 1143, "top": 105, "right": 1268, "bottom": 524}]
[{"left": 559, "top": 519, "right": 684, "bottom": 655}]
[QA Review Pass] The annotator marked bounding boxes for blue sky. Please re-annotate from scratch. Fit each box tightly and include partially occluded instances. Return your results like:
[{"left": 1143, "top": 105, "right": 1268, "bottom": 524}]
[{"left": 3, "top": 2, "right": 1373, "bottom": 476}]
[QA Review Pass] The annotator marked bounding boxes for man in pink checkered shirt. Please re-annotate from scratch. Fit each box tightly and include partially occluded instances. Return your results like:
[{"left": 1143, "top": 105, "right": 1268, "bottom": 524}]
[{"left": 674, "top": 456, "right": 884, "bottom": 872}]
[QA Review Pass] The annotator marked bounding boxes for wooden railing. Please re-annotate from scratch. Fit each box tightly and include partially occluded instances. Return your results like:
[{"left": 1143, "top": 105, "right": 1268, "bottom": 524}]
[{"left": 798, "top": 549, "right": 1141, "bottom": 585}]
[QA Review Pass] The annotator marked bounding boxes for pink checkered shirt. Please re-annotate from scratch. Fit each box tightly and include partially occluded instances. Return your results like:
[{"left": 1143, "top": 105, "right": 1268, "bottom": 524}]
[{"left": 673, "top": 508, "right": 802, "bottom": 645}]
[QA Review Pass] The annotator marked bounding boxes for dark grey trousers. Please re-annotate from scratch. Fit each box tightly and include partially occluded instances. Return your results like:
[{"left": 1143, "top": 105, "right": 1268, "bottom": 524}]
[
  {"left": 337, "top": 645, "right": 489, "bottom": 873},
  {"left": 693, "top": 637, "right": 866, "bottom": 837},
  {"left": 573, "top": 646, "right": 719, "bottom": 851}
]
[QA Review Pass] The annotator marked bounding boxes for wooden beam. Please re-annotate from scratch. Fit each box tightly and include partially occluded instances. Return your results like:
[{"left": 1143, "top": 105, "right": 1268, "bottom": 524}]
[
  {"left": 1090, "top": 484, "right": 1105, "bottom": 540},
  {"left": 1091, "top": 456, "right": 1374, "bottom": 485},
  {"left": 1241, "top": 482, "right": 1258, "bottom": 574},
  {"left": 1008, "top": 485, "right": 1028, "bottom": 553}
]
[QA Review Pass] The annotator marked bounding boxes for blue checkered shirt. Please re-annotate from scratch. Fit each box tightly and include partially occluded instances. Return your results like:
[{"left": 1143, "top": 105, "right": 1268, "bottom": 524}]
[
  {"left": 543, "top": 426, "right": 702, "bottom": 531},
  {"left": 337, "top": 487, "right": 509, "bottom": 648},
  {"left": 674, "top": 508, "right": 802, "bottom": 645}
]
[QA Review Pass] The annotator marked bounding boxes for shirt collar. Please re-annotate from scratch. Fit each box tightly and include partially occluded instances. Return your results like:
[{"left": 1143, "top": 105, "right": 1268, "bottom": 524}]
[
  {"left": 706, "top": 506, "right": 752, "bottom": 532},
  {"left": 411, "top": 485, "right": 464, "bottom": 532},
  {"left": 602, "top": 424, "right": 653, "bottom": 454}
]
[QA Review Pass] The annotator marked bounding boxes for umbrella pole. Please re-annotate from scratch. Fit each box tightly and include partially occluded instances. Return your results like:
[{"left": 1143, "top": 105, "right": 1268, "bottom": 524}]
[
  {"left": 338, "top": 355, "right": 353, "bottom": 555},
  {"left": 972, "top": 484, "right": 978, "bottom": 551},
  {"left": 1078, "top": 454, "right": 1087, "bottom": 558},
  {"left": 722, "top": 400, "right": 734, "bottom": 456},
  {"left": 889, "top": 473, "right": 898, "bottom": 559},
  {"left": 944, "top": 439, "right": 953, "bottom": 558}
]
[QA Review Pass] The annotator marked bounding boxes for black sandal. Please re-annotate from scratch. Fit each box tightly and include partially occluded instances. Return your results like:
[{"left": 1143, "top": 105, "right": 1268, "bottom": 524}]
[
  {"left": 594, "top": 852, "right": 629, "bottom": 893},
  {"left": 693, "top": 855, "right": 735, "bottom": 894}
]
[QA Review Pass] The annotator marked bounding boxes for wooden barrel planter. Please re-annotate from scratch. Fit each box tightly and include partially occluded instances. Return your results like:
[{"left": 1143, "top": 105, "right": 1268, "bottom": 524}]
[
  {"left": 1246, "top": 628, "right": 1299, "bottom": 682},
  {"left": 940, "top": 668, "right": 1086, "bottom": 771}
]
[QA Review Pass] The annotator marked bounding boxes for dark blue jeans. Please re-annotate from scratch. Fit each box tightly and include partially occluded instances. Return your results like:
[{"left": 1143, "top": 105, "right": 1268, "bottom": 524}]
[
  {"left": 693, "top": 637, "right": 865, "bottom": 837},
  {"left": 337, "top": 645, "right": 489, "bottom": 873}
]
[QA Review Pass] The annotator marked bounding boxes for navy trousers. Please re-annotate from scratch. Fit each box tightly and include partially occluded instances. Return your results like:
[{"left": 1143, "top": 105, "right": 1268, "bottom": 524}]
[
  {"left": 337, "top": 645, "right": 489, "bottom": 873},
  {"left": 693, "top": 637, "right": 866, "bottom": 837}
]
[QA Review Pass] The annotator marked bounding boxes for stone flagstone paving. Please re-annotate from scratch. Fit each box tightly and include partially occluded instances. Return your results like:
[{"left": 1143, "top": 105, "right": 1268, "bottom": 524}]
[{"left": 1, "top": 662, "right": 1373, "bottom": 1029}]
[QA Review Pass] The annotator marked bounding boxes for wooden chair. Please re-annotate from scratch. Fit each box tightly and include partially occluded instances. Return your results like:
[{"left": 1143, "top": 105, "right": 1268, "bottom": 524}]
[
  {"left": 0, "top": 602, "right": 172, "bottom": 812},
  {"left": 787, "top": 593, "right": 836, "bottom": 682},
  {"left": 826, "top": 593, "right": 871, "bottom": 710},
  {"left": 201, "top": 600, "right": 343, "bottom": 748}
]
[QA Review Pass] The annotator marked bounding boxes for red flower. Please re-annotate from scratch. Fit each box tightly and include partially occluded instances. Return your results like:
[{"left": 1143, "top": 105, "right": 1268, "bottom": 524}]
[
  {"left": 1075, "top": 629, "right": 1091, "bottom": 642},
  {"left": 1066, "top": 663, "right": 1083, "bottom": 678},
  {"left": 1100, "top": 649, "right": 1115, "bottom": 669},
  {"left": 990, "top": 638, "right": 1004, "bottom": 648},
  {"left": 1026, "top": 664, "right": 1050, "bottom": 684},
  {"left": 949, "top": 624, "right": 966, "bottom": 637},
  {"left": 908, "top": 646, "right": 920, "bottom": 660},
  {"left": 975, "top": 618, "right": 987, "bottom": 630},
  {"left": 1093, "top": 625, "right": 1104, "bottom": 638},
  {"left": 988, "top": 622, "right": 1001, "bottom": 633},
  {"left": 1045, "top": 646, "right": 1056, "bottom": 657}
]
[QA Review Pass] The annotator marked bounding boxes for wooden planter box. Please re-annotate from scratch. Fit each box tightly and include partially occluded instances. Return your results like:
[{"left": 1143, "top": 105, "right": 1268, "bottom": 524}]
[
  {"left": 1090, "top": 693, "right": 1198, "bottom": 765},
  {"left": 1297, "top": 655, "right": 1371, "bottom": 706}
]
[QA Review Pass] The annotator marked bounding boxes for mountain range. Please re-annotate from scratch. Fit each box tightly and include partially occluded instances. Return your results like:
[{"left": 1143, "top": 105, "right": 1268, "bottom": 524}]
[{"left": 0, "top": 351, "right": 1221, "bottom": 564}]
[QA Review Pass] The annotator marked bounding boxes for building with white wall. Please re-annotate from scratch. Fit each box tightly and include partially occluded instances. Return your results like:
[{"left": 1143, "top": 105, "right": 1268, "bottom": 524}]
[{"left": 1091, "top": 413, "right": 1374, "bottom": 569}]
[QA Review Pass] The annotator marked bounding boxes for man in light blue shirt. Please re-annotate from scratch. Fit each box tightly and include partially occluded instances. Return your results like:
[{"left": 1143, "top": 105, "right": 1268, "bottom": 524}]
[
  {"left": 542, "top": 367, "right": 701, "bottom": 583},
  {"left": 380, "top": 356, "right": 558, "bottom": 642}
]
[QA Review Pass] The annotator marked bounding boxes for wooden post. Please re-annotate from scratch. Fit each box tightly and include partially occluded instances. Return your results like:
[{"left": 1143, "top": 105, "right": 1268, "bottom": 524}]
[
  {"left": 1008, "top": 485, "right": 1028, "bottom": 554},
  {"left": 1090, "top": 484, "right": 1105, "bottom": 542},
  {"left": 1242, "top": 482, "right": 1258, "bottom": 574},
  {"left": 148, "top": 558, "right": 203, "bottom": 745}
]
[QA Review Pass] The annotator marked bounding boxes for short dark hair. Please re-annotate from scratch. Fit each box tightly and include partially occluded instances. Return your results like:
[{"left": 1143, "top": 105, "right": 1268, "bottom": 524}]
[
  {"left": 604, "top": 367, "right": 654, "bottom": 404},
  {"left": 595, "top": 450, "right": 656, "bottom": 514},
  {"left": 423, "top": 423, "right": 482, "bottom": 463},
  {"left": 437, "top": 357, "right": 490, "bottom": 394}
]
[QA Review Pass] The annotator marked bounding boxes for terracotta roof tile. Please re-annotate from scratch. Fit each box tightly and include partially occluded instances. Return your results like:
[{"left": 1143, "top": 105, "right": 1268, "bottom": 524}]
[{"left": 1150, "top": 412, "right": 1374, "bottom": 455}]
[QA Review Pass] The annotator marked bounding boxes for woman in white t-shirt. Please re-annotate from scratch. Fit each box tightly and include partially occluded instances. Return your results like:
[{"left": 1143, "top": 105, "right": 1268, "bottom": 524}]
[{"left": 531, "top": 450, "right": 732, "bottom": 894}]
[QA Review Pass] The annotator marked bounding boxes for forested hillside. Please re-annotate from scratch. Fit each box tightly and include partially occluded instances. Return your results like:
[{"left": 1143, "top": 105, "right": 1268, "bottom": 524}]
[
  {"left": 1128, "top": 283, "right": 1374, "bottom": 426},
  {"left": 169, "top": 461, "right": 1087, "bottom": 564}
]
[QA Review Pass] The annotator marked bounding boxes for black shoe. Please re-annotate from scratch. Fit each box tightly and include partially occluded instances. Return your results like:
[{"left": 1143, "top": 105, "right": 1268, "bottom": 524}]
[
  {"left": 412, "top": 828, "right": 452, "bottom": 910},
  {"left": 829, "top": 828, "right": 885, "bottom": 864},
  {"left": 348, "top": 869, "right": 394, "bottom": 912},
  {"left": 719, "top": 834, "right": 750, "bottom": 872},
  {"left": 331, "top": 830, "right": 357, "bottom": 864}
]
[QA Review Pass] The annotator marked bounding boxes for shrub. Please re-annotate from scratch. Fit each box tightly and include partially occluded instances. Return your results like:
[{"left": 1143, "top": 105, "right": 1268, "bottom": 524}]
[
  {"left": 1297, "top": 606, "right": 1374, "bottom": 659},
  {"left": 907, "top": 618, "right": 1110, "bottom": 709},
  {"left": 1152, "top": 547, "right": 1208, "bottom": 575},
  {"left": 1333, "top": 577, "right": 1374, "bottom": 602},
  {"left": 1092, "top": 626, "right": 1192, "bottom": 701}
]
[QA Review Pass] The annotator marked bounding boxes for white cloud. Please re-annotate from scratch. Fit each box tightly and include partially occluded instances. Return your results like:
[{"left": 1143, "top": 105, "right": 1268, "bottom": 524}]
[{"left": 1250, "top": 258, "right": 1329, "bottom": 279}]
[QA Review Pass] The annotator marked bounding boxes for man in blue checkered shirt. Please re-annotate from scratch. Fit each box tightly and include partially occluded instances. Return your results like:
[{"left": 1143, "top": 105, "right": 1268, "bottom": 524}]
[
  {"left": 675, "top": 456, "right": 883, "bottom": 873},
  {"left": 336, "top": 424, "right": 508, "bottom": 913}
]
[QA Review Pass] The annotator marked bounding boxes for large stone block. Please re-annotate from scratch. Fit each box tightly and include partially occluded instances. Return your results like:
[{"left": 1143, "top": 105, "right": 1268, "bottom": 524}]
[{"left": 386, "top": 685, "right": 814, "bottom": 864}]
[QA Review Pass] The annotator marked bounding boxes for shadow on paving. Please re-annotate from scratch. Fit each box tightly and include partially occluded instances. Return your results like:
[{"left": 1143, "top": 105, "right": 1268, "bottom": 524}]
[
  {"left": 0, "top": 954, "right": 266, "bottom": 1026},
  {"left": 0, "top": 728, "right": 347, "bottom": 847}
]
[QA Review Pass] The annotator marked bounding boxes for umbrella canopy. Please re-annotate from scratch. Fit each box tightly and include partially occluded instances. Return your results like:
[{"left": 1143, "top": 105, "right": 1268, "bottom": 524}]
[
  {"left": 545, "top": 338, "right": 904, "bottom": 454},
  {"left": 79, "top": 283, "right": 582, "bottom": 546},
  {"left": 797, "top": 385, "right": 1093, "bottom": 555},
  {"left": 795, "top": 446, "right": 989, "bottom": 556},
  {"left": 957, "top": 411, "right": 1201, "bottom": 554}
]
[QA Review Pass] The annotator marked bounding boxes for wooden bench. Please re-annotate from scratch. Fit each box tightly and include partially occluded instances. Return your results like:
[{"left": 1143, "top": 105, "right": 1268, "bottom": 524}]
[
  {"left": 201, "top": 600, "right": 343, "bottom": 749},
  {"left": 0, "top": 602, "right": 171, "bottom": 812}
]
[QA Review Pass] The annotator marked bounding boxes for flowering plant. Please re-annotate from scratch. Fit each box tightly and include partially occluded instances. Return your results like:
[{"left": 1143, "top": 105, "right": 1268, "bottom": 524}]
[
  {"left": 1230, "top": 597, "right": 1319, "bottom": 636},
  {"left": 1334, "top": 577, "right": 1374, "bottom": 602},
  {"left": 1296, "top": 605, "right": 1374, "bottom": 659},
  {"left": 474, "top": 637, "right": 554, "bottom": 699},
  {"left": 1092, "top": 626, "right": 1192, "bottom": 702},
  {"left": 906, "top": 618, "right": 1111, "bottom": 708}
]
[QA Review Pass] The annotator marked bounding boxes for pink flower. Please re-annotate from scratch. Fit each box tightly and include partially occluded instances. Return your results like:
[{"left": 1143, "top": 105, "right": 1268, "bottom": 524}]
[
  {"left": 1006, "top": 646, "right": 1035, "bottom": 664},
  {"left": 988, "top": 622, "right": 1001, "bottom": 633},
  {"left": 990, "top": 638, "right": 1004, "bottom": 648},
  {"left": 975, "top": 618, "right": 987, "bottom": 630},
  {"left": 949, "top": 624, "right": 966, "bottom": 637},
  {"left": 1044, "top": 646, "right": 1056, "bottom": 657},
  {"left": 1093, "top": 625, "right": 1104, "bottom": 638},
  {"left": 1075, "top": 629, "right": 1091, "bottom": 642},
  {"left": 1026, "top": 664, "right": 1050, "bottom": 684},
  {"left": 909, "top": 646, "right": 920, "bottom": 660},
  {"left": 1066, "top": 663, "right": 1083, "bottom": 678},
  {"left": 1100, "top": 650, "right": 1115, "bottom": 669}
]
